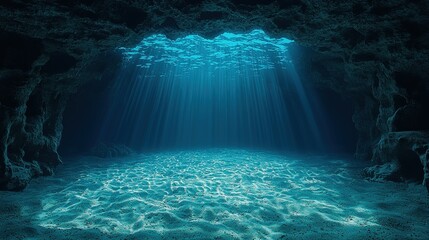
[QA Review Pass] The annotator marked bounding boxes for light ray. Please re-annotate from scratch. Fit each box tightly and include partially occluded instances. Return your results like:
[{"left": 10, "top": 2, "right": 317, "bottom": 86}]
[{"left": 99, "top": 30, "right": 324, "bottom": 152}]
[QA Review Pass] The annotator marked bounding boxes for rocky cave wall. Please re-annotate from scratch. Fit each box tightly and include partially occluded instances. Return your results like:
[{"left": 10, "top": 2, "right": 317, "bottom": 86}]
[{"left": 0, "top": 0, "right": 428, "bottom": 191}]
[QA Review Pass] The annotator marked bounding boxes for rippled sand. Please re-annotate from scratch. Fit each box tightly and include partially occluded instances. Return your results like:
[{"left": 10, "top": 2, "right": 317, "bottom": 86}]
[{"left": 1, "top": 149, "right": 428, "bottom": 239}]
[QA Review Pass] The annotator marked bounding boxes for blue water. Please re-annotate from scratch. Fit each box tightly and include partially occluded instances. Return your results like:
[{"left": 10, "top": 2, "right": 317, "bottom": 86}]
[
  {"left": 82, "top": 30, "right": 345, "bottom": 154},
  {"left": 120, "top": 30, "right": 293, "bottom": 70}
]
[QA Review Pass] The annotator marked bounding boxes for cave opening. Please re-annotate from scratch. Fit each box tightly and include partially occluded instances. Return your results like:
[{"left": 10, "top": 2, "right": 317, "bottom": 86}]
[{"left": 60, "top": 30, "right": 357, "bottom": 156}]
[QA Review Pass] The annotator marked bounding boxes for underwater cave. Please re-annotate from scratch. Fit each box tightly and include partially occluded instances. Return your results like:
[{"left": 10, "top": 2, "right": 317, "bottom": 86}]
[{"left": 1, "top": 1, "right": 429, "bottom": 239}]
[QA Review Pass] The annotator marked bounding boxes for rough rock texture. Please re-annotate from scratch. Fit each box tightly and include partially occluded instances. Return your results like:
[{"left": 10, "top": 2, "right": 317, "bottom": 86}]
[
  {"left": 365, "top": 132, "right": 429, "bottom": 189},
  {"left": 0, "top": 0, "right": 428, "bottom": 190}
]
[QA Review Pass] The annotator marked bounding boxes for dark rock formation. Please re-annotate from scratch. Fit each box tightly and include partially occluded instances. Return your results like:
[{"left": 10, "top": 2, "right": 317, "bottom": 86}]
[
  {"left": 365, "top": 131, "right": 429, "bottom": 191},
  {"left": 0, "top": 0, "right": 428, "bottom": 191}
]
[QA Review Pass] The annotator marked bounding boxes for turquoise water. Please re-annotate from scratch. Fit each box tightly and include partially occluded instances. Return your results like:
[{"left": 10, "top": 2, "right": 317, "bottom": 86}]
[
  {"left": 81, "top": 30, "right": 341, "bottom": 154},
  {"left": 1, "top": 149, "right": 428, "bottom": 239},
  {"left": 62, "top": 30, "right": 357, "bottom": 156},
  {"left": 120, "top": 30, "right": 293, "bottom": 71}
]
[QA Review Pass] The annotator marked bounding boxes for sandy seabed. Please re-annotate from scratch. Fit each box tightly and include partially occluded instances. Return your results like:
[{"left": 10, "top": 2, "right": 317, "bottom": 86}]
[{"left": 0, "top": 149, "right": 428, "bottom": 240}]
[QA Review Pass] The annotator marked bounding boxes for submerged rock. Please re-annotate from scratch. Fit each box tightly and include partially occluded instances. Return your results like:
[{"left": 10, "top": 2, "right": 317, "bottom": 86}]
[
  {"left": 365, "top": 131, "right": 429, "bottom": 192},
  {"left": 363, "top": 163, "right": 401, "bottom": 182},
  {"left": 89, "top": 143, "right": 135, "bottom": 158}
]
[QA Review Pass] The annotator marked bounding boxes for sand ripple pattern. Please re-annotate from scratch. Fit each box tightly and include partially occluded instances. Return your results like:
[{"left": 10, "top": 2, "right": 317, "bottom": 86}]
[{"left": 1, "top": 149, "right": 428, "bottom": 239}]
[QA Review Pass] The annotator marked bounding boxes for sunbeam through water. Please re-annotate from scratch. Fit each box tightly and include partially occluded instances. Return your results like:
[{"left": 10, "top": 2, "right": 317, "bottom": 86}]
[{"left": 98, "top": 30, "right": 325, "bottom": 152}]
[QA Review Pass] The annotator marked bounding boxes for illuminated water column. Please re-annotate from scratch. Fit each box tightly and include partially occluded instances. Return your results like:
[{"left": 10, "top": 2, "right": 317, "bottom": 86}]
[{"left": 99, "top": 30, "right": 323, "bottom": 151}]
